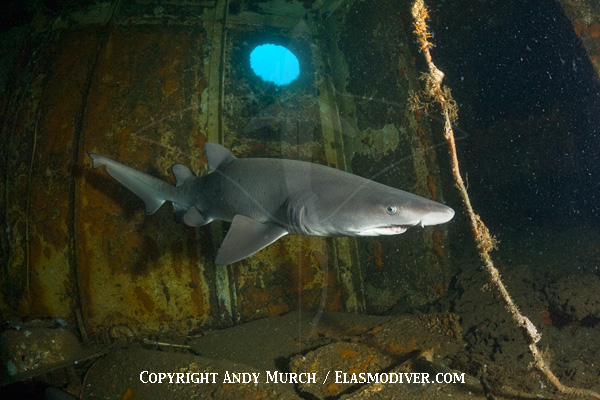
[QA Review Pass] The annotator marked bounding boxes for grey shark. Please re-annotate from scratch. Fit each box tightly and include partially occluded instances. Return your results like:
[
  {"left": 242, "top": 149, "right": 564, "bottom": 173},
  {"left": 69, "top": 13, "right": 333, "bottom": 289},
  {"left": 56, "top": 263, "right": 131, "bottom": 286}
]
[{"left": 89, "top": 142, "right": 454, "bottom": 265}]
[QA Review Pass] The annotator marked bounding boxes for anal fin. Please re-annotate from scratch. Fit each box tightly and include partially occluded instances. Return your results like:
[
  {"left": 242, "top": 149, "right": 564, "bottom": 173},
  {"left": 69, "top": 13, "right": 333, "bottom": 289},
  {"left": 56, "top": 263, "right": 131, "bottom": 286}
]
[{"left": 215, "top": 215, "right": 288, "bottom": 265}]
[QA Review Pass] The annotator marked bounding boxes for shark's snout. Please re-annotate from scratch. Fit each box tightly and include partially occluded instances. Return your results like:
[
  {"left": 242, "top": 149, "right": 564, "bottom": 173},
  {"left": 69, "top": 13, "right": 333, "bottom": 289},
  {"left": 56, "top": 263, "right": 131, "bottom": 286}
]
[{"left": 419, "top": 205, "right": 455, "bottom": 227}]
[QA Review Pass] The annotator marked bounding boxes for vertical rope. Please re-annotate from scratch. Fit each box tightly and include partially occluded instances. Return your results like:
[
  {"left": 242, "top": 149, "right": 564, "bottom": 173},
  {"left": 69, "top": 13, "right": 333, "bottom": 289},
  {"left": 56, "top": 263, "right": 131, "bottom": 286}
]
[{"left": 409, "top": 1, "right": 600, "bottom": 398}]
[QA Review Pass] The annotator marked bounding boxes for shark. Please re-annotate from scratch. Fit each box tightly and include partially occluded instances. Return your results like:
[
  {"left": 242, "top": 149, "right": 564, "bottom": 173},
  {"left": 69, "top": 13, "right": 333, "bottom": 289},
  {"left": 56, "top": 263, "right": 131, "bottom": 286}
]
[{"left": 89, "top": 142, "right": 454, "bottom": 265}]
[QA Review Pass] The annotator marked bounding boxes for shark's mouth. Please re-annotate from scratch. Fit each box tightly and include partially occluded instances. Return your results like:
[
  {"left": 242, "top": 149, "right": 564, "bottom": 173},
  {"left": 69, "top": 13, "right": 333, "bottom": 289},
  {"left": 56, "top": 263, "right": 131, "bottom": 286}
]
[{"left": 358, "top": 225, "right": 411, "bottom": 236}]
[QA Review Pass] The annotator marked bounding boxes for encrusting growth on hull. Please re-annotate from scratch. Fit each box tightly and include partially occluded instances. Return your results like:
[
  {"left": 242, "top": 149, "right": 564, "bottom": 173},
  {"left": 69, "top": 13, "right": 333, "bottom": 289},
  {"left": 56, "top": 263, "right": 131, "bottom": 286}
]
[{"left": 409, "top": 0, "right": 600, "bottom": 398}]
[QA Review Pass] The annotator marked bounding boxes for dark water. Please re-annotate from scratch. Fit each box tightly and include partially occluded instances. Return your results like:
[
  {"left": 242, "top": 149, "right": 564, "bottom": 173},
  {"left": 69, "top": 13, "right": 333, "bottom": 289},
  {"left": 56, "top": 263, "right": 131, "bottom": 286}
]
[{"left": 432, "top": 0, "right": 600, "bottom": 235}]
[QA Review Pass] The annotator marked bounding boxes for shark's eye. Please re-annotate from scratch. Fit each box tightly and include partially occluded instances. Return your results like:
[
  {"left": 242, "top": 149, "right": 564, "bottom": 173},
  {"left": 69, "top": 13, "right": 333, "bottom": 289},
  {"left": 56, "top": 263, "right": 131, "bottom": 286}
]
[{"left": 385, "top": 205, "right": 398, "bottom": 215}]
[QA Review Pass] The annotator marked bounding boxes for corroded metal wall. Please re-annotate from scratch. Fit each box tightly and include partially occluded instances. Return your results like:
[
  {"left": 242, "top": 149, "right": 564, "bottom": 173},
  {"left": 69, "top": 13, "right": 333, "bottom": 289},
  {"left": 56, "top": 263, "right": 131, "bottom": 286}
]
[
  {"left": 1, "top": 0, "right": 452, "bottom": 337},
  {"left": 2, "top": 19, "right": 214, "bottom": 336},
  {"left": 321, "top": 0, "right": 453, "bottom": 312},
  {"left": 78, "top": 24, "right": 212, "bottom": 335},
  {"left": 213, "top": 1, "right": 368, "bottom": 323}
]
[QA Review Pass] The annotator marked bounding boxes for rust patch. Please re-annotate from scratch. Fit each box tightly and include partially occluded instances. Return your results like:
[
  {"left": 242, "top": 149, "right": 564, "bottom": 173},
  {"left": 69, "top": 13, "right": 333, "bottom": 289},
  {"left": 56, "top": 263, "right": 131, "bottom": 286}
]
[
  {"left": 434, "top": 281, "right": 449, "bottom": 296},
  {"left": 326, "top": 383, "right": 339, "bottom": 394},
  {"left": 268, "top": 302, "right": 291, "bottom": 316},
  {"left": 573, "top": 21, "right": 585, "bottom": 37},
  {"left": 120, "top": 387, "right": 134, "bottom": 400},
  {"left": 232, "top": 236, "right": 343, "bottom": 321},
  {"left": 313, "top": 250, "right": 328, "bottom": 267},
  {"left": 385, "top": 338, "right": 418, "bottom": 356},
  {"left": 590, "top": 21, "right": 600, "bottom": 38},
  {"left": 339, "top": 347, "right": 359, "bottom": 359},
  {"left": 134, "top": 286, "right": 155, "bottom": 313},
  {"left": 372, "top": 241, "right": 383, "bottom": 268},
  {"left": 426, "top": 173, "right": 437, "bottom": 200},
  {"left": 431, "top": 228, "right": 445, "bottom": 258}
]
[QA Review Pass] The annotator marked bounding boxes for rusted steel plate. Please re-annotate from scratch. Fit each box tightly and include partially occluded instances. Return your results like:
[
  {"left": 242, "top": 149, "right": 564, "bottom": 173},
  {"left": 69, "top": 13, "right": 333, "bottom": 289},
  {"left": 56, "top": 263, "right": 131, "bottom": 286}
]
[{"left": 76, "top": 25, "right": 212, "bottom": 335}]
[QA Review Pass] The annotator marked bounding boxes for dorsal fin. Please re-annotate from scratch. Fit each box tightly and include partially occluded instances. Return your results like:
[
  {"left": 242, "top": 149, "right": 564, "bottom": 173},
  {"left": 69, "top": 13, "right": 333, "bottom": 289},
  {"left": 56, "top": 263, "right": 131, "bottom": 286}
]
[
  {"left": 204, "top": 142, "right": 236, "bottom": 171},
  {"left": 171, "top": 164, "right": 196, "bottom": 187}
]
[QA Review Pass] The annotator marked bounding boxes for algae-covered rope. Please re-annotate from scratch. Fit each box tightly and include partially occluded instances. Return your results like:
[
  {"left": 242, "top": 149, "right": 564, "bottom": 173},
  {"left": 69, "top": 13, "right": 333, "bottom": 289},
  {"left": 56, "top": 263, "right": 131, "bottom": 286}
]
[{"left": 409, "top": 1, "right": 600, "bottom": 398}]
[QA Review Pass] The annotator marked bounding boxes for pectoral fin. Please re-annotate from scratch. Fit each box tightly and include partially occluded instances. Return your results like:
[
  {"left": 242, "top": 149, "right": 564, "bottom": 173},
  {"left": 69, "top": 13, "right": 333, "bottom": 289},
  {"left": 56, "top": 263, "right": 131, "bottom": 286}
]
[{"left": 215, "top": 215, "right": 288, "bottom": 265}]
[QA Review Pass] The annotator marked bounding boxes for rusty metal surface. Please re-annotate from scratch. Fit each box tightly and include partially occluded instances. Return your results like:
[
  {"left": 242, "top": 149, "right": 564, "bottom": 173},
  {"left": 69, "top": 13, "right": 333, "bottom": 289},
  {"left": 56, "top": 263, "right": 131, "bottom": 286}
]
[
  {"left": 216, "top": 21, "right": 355, "bottom": 321},
  {"left": 330, "top": 0, "right": 453, "bottom": 312},
  {"left": 76, "top": 24, "right": 211, "bottom": 335},
  {"left": 2, "top": 29, "right": 102, "bottom": 320},
  {"left": 1, "top": 0, "right": 453, "bottom": 337}
]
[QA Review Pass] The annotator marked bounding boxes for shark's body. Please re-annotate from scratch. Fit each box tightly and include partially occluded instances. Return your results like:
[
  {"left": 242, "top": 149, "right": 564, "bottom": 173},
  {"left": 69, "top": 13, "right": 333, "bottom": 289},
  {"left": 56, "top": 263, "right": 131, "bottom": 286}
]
[{"left": 89, "top": 142, "right": 454, "bottom": 264}]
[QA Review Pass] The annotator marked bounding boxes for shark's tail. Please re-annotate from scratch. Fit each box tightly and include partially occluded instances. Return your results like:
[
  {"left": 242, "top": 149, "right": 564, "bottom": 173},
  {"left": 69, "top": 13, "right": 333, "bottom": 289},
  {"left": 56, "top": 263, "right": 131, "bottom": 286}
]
[{"left": 89, "top": 153, "right": 181, "bottom": 216}]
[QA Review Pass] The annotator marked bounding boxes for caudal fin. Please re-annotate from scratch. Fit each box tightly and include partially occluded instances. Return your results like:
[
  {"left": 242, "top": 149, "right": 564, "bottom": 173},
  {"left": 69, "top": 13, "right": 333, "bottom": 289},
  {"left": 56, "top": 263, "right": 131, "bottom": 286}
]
[{"left": 89, "top": 153, "right": 171, "bottom": 215}]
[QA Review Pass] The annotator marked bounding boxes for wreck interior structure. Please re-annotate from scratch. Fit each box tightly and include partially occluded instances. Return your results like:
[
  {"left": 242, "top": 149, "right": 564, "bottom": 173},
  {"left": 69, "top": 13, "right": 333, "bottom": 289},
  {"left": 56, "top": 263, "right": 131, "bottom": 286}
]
[{"left": 1, "top": 0, "right": 600, "bottom": 399}]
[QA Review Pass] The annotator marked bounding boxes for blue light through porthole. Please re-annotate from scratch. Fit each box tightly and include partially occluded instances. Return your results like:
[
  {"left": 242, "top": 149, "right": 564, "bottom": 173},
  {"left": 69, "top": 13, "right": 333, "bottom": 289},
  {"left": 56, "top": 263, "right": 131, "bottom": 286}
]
[{"left": 250, "top": 44, "right": 300, "bottom": 86}]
